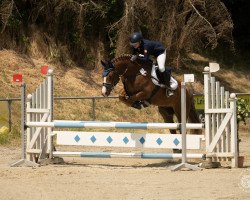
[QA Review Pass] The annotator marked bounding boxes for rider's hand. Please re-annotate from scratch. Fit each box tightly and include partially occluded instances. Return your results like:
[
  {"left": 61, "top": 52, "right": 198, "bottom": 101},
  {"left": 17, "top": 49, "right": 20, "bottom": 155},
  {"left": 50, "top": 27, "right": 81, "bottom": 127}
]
[{"left": 130, "top": 55, "right": 137, "bottom": 62}]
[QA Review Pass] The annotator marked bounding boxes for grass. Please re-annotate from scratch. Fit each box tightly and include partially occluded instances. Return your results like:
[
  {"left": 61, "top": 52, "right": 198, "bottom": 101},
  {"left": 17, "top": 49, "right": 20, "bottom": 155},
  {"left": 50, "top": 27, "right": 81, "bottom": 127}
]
[{"left": 0, "top": 125, "right": 20, "bottom": 145}]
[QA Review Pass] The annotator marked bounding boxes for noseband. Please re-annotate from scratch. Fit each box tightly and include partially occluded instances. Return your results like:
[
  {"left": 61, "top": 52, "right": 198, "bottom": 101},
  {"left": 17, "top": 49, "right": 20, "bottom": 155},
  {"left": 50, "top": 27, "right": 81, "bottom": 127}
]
[{"left": 102, "top": 82, "right": 113, "bottom": 91}]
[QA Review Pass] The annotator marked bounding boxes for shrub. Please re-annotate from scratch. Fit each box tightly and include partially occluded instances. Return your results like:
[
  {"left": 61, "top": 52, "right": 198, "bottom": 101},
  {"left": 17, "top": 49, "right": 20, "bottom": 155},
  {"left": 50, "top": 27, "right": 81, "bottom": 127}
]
[{"left": 237, "top": 98, "right": 249, "bottom": 126}]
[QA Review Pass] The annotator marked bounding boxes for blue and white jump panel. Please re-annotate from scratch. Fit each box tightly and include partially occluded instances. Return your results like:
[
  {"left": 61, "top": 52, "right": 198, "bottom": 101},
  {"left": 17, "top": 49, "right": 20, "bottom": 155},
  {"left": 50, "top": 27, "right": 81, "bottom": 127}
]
[
  {"left": 55, "top": 131, "right": 204, "bottom": 150},
  {"left": 52, "top": 151, "right": 205, "bottom": 159}
]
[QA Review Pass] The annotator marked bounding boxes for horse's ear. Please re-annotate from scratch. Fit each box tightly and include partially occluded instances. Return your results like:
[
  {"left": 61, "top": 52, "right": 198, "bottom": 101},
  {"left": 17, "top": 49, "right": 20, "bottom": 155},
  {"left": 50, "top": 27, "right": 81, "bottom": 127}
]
[{"left": 101, "top": 60, "right": 106, "bottom": 68}]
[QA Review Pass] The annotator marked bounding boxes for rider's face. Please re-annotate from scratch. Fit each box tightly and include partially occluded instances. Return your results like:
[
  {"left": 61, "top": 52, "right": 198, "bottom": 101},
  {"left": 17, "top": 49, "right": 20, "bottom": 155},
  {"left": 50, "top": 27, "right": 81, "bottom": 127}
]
[{"left": 131, "top": 42, "right": 140, "bottom": 49}]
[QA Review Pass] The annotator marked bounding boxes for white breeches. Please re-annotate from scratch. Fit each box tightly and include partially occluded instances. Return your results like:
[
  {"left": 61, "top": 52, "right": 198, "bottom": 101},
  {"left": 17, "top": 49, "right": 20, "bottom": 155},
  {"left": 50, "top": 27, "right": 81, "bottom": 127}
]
[
  {"left": 170, "top": 76, "right": 178, "bottom": 90},
  {"left": 156, "top": 50, "right": 166, "bottom": 72}
]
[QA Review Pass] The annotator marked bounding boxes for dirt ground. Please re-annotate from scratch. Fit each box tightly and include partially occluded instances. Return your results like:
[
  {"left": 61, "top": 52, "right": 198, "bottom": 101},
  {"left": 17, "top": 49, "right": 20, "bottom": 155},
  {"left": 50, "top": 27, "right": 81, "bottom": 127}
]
[{"left": 0, "top": 132, "right": 250, "bottom": 200}]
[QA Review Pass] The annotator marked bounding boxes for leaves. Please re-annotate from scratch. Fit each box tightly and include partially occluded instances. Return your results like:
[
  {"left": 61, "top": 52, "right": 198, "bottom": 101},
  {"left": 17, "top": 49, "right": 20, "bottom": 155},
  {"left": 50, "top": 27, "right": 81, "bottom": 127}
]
[{"left": 237, "top": 98, "right": 249, "bottom": 125}]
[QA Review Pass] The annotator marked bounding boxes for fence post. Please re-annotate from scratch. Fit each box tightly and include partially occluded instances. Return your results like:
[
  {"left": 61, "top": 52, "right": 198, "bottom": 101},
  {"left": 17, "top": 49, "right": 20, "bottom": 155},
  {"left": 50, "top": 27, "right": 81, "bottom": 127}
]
[
  {"left": 11, "top": 83, "right": 39, "bottom": 167},
  {"left": 229, "top": 93, "right": 238, "bottom": 168},
  {"left": 7, "top": 100, "right": 12, "bottom": 132},
  {"left": 47, "top": 69, "right": 53, "bottom": 159},
  {"left": 92, "top": 98, "right": 96, "bottom": 120}
]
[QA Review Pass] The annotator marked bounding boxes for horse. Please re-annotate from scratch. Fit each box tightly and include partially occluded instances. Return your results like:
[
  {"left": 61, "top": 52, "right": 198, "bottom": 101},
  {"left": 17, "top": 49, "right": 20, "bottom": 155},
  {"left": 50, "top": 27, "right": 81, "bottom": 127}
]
[{"left": 101, "top": 54, "right": 201, "bottom": 136}]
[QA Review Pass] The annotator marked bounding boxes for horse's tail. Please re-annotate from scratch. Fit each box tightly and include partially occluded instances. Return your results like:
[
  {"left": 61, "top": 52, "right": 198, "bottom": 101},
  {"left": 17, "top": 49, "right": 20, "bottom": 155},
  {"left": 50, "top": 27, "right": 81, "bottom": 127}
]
[{"left": 188, "top": 90, "right": 202, "bottom": 134}]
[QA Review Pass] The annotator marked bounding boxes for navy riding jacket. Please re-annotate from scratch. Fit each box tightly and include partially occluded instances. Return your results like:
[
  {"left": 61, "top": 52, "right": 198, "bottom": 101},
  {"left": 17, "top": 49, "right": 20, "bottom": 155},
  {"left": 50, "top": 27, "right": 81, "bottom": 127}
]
[{"left": 132, "top": 39, "right": 165, "bottom": 62}]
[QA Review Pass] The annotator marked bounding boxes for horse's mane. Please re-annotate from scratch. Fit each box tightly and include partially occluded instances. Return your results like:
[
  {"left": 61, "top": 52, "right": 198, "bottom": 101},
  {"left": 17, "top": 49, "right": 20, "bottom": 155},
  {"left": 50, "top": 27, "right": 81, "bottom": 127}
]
[
  {"left": 111, "top": 54, "right": 132, "bottom": 64},
  {"left": 111, "top": 54, "right": 152, "bottom": 69}
]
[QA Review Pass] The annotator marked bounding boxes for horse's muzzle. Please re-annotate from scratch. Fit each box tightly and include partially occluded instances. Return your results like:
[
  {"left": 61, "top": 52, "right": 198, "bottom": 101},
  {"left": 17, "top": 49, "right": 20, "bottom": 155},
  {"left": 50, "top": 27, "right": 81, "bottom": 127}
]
[{"left": 102, "top": 82, "right": 113, "bottom": 96}]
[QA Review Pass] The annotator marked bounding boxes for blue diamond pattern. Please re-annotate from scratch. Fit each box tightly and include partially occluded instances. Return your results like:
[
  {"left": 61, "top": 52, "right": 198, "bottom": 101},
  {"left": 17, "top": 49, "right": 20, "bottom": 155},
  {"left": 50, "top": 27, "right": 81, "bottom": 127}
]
[
  {"left": 173, "top": 138, "right": 180, "bottom": 146},
  {"left": 123, "top": 137, "right": 129, "bottom": 144},
  {"left": 90, "top": 135, "right": 97, "bottom": 143},
  {"left": 74, "top": 135, "right": 80, "bottom": 143},
  {"left": 139, "top": 137, "right": 145, "bottom": 144},
  {"left": 106, "top": 136, "right": 113, "bottom": 144},
  {"left": 156, "top": 138, "right": 163, "bottom": 145}
]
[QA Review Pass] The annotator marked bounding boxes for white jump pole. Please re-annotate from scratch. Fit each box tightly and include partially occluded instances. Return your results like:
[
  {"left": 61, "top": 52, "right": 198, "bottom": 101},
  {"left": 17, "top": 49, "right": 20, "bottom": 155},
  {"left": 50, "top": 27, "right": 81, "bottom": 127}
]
[
  {"left": 53, "top": 151, "right": 205, "bottom": 159},
  {"left": 26, "top": 121, "right": 204, "bottom": 129}
]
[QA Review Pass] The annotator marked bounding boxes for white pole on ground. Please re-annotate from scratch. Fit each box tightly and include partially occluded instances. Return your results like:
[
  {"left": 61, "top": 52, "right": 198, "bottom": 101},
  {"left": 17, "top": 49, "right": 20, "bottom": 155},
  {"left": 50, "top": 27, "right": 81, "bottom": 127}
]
[{"left": 171, "top": 79, "right": 201, "bottom": 171}]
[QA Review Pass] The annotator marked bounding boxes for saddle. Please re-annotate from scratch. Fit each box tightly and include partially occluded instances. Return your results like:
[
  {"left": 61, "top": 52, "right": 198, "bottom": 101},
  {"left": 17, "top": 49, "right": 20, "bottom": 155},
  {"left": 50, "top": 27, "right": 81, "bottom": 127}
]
[{"left": 133, "top": 64, "right": 175, "bottom": 109}]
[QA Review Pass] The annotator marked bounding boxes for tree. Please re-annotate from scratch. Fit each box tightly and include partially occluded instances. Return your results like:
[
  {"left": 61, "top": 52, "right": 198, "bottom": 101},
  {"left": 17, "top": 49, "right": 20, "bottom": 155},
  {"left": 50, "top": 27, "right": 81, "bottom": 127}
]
[
  {"left": 114, "top": 0, "right": 234, "bottom": 68},
  {"left": 0, "top": 0, "right": 234, "bottom": 68}
]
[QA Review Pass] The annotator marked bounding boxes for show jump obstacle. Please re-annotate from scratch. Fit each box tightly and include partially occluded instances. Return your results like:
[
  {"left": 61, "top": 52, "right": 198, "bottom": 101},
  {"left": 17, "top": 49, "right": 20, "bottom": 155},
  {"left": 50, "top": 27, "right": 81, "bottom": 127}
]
[{"left": 11, "top": 63, "right": 238, "bottom": 168}]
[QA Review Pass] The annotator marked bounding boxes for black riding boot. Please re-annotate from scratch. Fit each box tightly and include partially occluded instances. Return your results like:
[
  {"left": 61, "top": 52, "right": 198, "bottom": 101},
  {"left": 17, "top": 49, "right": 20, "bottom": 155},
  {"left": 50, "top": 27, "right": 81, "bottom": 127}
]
[
  {"left": 160, "top": 71, "right": 174, "bottom": 97},
  {"left": 162, "top": 71, "right": 170, "bottom": 87}
]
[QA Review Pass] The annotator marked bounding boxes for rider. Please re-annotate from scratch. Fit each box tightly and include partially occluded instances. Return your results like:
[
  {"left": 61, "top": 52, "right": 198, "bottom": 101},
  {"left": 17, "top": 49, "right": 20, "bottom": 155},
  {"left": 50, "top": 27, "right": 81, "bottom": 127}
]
[{"left": 129, "top": 32, "right": 177, "bottom": 96}]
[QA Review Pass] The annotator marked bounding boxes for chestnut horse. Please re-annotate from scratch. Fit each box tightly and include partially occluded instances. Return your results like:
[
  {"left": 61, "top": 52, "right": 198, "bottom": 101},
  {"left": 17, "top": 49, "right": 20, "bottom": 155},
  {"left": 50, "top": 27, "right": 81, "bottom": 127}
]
[{"left": 101, "top": 54, "right": 201, "bottom": 135}]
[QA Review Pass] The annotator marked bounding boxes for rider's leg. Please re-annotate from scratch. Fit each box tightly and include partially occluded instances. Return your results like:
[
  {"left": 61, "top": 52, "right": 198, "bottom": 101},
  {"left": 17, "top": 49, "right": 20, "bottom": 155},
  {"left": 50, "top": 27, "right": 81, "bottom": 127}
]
[
  {"left": 157, "top": 51, "right": 176, "bottom": 96},
  {"left": 157, "top": 51, "right": 169, "bottom": 85},
  {"left": 157, "top": 50, "right": 167, "bottom": 73}
]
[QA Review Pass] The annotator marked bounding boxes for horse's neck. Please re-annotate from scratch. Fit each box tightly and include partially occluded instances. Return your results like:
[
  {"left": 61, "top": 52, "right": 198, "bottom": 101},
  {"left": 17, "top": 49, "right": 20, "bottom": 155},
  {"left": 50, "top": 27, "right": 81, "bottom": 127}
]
[{"left": 114, "top": 59, "right": 152, "bottom": 77}]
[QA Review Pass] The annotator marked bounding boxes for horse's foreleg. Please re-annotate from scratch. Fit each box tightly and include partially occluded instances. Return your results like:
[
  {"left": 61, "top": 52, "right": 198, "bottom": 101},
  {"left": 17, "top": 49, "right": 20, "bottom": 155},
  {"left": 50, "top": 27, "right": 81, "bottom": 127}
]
[
  {"left": 119, "top": 90, "right": 149, "bottom": 109},
  {"left": 127, "top": 91, "right": 149, "bottom": 102},
  {"left": 119, "top": 93, "right": 135, "bottom": 107}
]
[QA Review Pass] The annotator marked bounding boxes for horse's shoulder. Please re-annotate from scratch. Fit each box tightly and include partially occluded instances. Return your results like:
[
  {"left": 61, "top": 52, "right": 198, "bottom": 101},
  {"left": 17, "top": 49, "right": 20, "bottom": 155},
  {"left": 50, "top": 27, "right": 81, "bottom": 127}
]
[{"left": 142, "top": 63, "right": 154, "bottom": 74}]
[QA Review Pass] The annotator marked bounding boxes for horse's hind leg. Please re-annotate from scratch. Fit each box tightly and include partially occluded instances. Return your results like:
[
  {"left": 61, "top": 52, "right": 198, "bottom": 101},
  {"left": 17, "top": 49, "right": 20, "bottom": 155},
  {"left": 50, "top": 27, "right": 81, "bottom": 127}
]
[
  {"left": 158, "top": 106, "right": 182, "bottom": 153},
  {"left": 158, "top": 106, "right": 176, "bottom": 134}
]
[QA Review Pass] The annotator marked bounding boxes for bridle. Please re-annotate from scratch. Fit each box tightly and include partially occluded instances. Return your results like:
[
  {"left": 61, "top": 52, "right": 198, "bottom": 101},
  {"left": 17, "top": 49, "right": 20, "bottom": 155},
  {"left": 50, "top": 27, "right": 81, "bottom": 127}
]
[{"left": 102, "top": 63, "right": 128, "bottom": 92}]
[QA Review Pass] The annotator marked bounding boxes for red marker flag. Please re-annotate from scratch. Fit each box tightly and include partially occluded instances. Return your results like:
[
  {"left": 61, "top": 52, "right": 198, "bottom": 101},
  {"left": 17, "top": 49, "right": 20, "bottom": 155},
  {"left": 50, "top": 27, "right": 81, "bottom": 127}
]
[
  {"left": 41, "top": 66, "right": 49, "bottom": 75},
  {"left": 13, "top": 74, "right": 23, "bottom": 83}
]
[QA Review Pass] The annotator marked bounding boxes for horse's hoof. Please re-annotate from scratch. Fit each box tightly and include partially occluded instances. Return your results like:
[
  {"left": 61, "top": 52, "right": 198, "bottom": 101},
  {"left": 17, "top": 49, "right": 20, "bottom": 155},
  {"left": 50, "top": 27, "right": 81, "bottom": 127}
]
[
  {"left": 173, "top": 149, "right": 182, "bottom": 154},
  {"left": 132, "top": 105, "right": 142, "bottom": 110},
  {"left": 199, "top": 161, "right": 221, "bottom": 169},
  {"left": 132, "top": 101, "right": 142, "bottom": 109}
]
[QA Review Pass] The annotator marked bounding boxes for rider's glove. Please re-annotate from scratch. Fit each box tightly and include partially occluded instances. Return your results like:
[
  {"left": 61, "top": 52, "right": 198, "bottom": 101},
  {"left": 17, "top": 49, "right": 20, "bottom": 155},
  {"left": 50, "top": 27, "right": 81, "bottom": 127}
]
[{"left": 130, "top": 55, "right": 137, "bottom": 62}]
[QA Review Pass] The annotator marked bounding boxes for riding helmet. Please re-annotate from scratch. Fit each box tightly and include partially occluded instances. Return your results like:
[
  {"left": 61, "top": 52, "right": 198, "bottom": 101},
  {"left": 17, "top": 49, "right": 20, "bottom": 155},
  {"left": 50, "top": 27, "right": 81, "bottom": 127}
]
[{"left": 130, "top": 32, "right": 143, "bottom": 44}]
